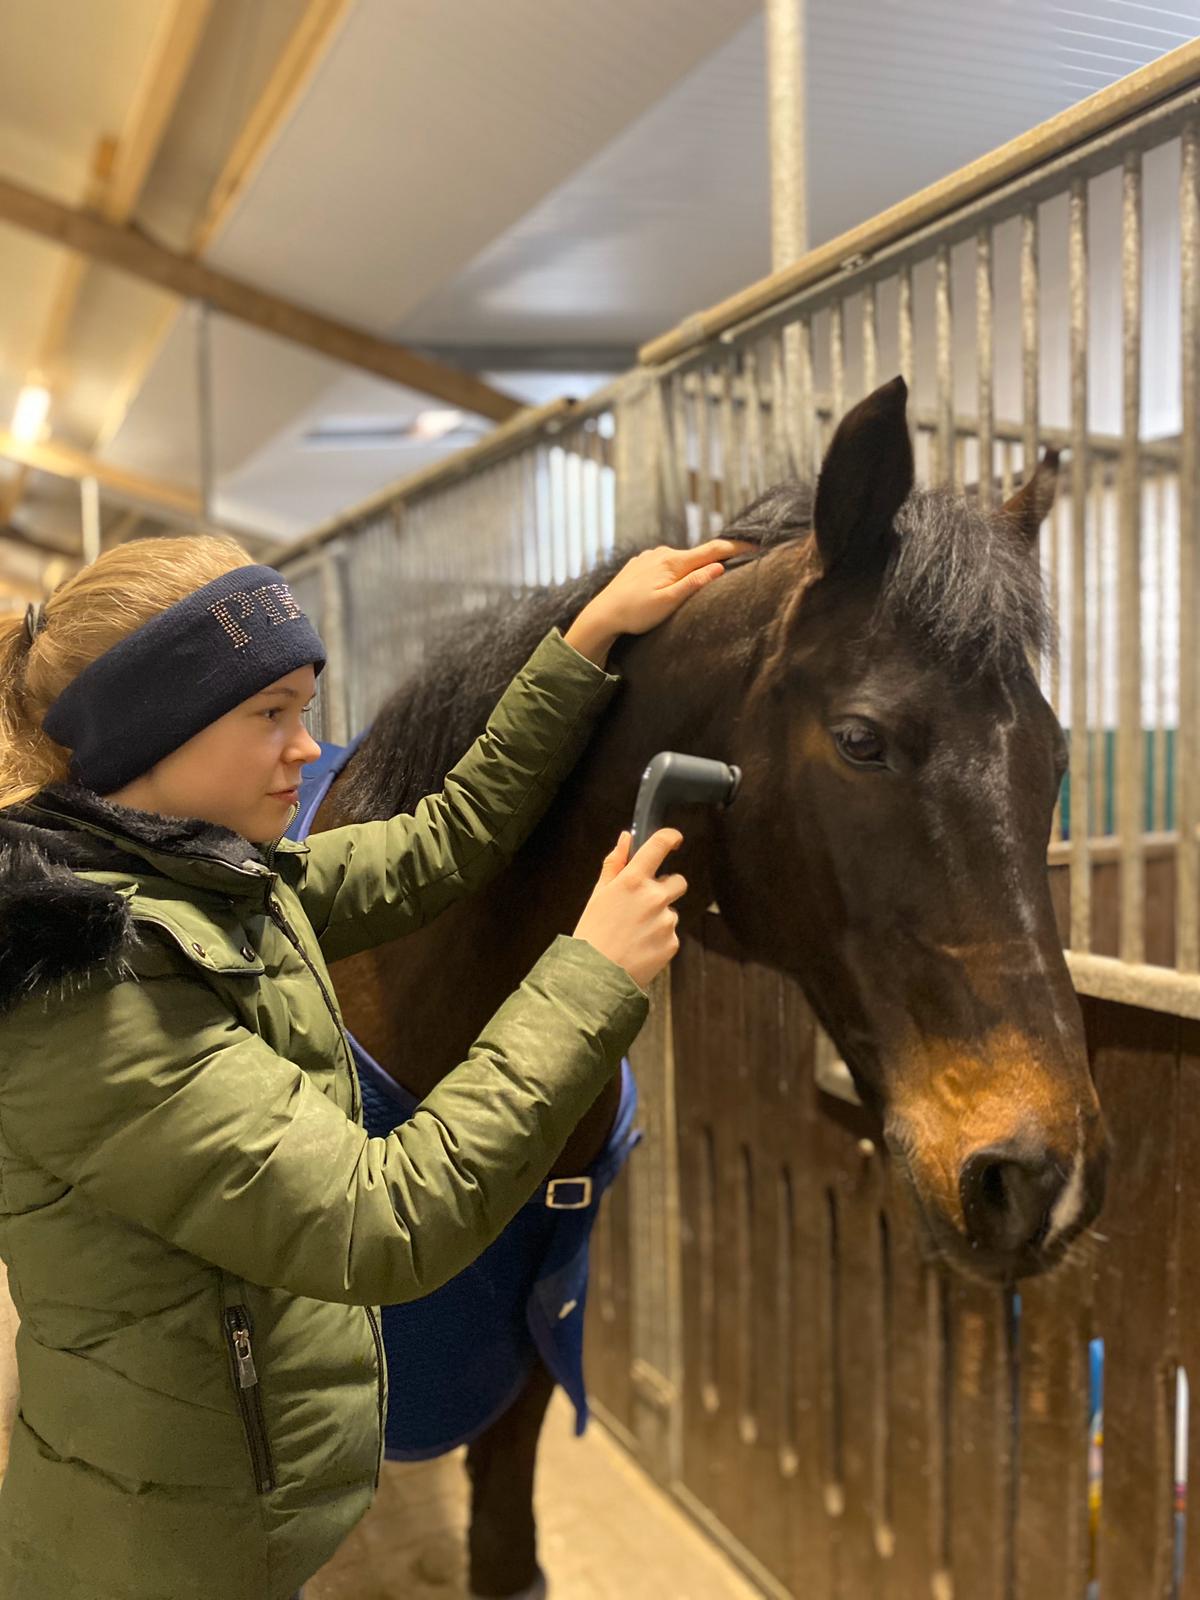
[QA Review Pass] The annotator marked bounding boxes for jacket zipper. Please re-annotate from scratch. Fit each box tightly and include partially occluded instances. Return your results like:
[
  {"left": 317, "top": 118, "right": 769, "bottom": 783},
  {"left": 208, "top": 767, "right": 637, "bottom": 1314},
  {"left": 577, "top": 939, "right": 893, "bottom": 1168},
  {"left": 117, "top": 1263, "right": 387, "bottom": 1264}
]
[
  {"left": 365, "top": 1306, "right": 386, "bottom": 1488},
  {"left": 224, "top": 1305, "right": 276, "bottom": 1494},
  {"left": 264, "top": 893, "right": 385, "bottom": 1475}
]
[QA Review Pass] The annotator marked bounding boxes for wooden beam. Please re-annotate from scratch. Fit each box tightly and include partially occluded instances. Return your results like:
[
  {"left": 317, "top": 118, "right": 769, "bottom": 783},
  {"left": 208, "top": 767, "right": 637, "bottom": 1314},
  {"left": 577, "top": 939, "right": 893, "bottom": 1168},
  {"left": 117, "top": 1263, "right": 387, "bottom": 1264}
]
[
  {"left": 97, "top": 0, "right": 353, "bottom": 449},
  {"left": 194, "top": 0, "right": 350, "bottom": 251},
  {"left": 0, "top": 436, "right": 283, "bottom": 560},
  {"left": 102, "top": 0, "right": 214, "bottom": 223},
  {"left": 0, "top": 172, "right": 522, "bottom": 423},
  {"left": 9, "top": 5, "right": 210, "bottom": 516},
  {"left": 0, "top": 430, "right": 201, "bottom": 517},
  {"left": 0, "top": 523, "right": 78, "bottom": 565}
]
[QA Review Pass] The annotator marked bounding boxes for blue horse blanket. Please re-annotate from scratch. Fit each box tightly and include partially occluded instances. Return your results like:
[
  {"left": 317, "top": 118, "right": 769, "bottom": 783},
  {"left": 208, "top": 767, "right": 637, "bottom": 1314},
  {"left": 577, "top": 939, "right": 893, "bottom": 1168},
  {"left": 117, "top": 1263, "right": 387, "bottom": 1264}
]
[{"left": 288, "top": 741, "right": 641, "bottom": 1459}]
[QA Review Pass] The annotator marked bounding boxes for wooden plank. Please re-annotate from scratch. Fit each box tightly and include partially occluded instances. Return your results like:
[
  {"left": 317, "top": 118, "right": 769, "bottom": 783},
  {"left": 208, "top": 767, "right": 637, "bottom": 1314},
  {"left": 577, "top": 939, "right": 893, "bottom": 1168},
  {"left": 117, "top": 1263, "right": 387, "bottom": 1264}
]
[
  {"left": 0, "top": 172, "right": 521, "bottom": 423},
  {"left": 0, "top": 429, "right": 199, "bottom": 516},
  {"left": 1013, "top": 1257, "right": 1092, "bottom": 1598},
  {"left": 1092, "top": 1000, "right": 1179, "bottom": 1597},
  {"left": 778, "top": 977, "right": 836, "bottom": 1600},
  {"left": 1176, "top": 1016, "right": 1200, "bottom": 1600},
  {"left": 828, "top": 1134, "right": 888, "bottom": 1597},
  {"left": 96, "top": 0, "right": 353, "bottom": 450},
  {"left": 102, "top": 0, "right": 214, "bottom": 222},
  {"left": 881, "top": 1177, "right": 941, "bottom": 1593},
  {"left": 640, "top": 39, "right": 1200, "bottom": 364},
  {"left": 946, "top": 1280, "right": 1014, "bottom": 1600}
]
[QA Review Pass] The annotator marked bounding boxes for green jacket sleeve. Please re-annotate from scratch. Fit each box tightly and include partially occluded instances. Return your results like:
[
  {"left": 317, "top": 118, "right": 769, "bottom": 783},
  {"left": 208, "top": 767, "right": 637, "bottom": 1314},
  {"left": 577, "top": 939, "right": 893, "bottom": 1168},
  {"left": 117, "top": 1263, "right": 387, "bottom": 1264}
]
[
  {"left": 0, "top": 936, "right": 647, "bottom": 1307},
  {"left": 296, "top": 627, "right": 620, "bottom": 963}
]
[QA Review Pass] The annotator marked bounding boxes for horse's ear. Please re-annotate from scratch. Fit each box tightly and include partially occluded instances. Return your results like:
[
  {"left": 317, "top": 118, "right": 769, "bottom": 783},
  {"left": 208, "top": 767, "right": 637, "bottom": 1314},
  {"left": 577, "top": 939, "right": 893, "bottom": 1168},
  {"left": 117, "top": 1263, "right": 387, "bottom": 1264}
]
[
  {"left": 813, "top": 376, "right": 914, "bottom": 576},
  {"left": 1000, "top": 448, "right": 1060, "bottom": 545}
]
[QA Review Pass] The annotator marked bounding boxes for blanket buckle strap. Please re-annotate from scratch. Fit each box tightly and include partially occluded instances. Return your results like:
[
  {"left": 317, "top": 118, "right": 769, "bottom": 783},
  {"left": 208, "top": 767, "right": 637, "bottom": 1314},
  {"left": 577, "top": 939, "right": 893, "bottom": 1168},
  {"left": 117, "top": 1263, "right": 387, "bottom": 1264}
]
[{"left": 545, "top": 1176, "right": 593, "bottom": 1210}]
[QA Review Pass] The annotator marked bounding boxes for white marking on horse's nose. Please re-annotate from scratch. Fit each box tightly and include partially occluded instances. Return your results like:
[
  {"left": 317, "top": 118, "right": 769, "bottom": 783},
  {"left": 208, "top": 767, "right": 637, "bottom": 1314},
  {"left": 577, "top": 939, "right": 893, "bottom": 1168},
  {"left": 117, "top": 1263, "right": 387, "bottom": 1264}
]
[{"left": 1046, "top": 1149, "right": 1086, "bottom": 1244}]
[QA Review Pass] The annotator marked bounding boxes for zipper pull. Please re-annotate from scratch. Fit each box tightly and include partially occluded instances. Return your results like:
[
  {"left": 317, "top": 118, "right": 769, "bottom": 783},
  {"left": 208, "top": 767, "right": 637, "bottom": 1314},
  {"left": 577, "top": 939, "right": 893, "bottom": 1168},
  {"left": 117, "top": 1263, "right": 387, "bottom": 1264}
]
[{"left": 232, "top": 1327, "right": 259, "bottom": 1390}]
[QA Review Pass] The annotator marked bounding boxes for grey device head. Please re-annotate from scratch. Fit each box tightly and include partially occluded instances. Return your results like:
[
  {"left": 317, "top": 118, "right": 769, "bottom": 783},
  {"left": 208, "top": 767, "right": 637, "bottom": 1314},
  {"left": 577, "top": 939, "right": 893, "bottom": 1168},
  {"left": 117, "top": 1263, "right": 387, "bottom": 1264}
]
[{"left": 629, "top": 751, "right": 742, "bottom": 860}]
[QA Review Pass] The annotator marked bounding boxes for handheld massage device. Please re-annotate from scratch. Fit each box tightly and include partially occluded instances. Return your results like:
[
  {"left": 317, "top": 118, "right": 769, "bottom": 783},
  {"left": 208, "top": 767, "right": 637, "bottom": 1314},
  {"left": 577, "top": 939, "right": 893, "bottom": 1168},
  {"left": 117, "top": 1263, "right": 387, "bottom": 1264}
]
[{"left": 629, "top": 751, "right": 742, "bottom": 861}]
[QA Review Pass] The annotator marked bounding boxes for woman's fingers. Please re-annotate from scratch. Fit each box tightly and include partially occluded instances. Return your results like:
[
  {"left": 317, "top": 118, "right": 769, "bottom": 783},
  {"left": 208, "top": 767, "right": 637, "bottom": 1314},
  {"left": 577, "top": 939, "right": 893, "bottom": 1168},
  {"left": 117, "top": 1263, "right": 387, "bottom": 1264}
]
[
  {"left": 669, "top": 537, "right": 757, "bottom": 574},
  {"left": 630, "top": 828, "right": 684, "bottom": 878},
  {"left": 600, "top": 831, "right": 632, "bottom": 883},
  {"left": 658, "top": 871, "right": 689, "bottom": 905}
]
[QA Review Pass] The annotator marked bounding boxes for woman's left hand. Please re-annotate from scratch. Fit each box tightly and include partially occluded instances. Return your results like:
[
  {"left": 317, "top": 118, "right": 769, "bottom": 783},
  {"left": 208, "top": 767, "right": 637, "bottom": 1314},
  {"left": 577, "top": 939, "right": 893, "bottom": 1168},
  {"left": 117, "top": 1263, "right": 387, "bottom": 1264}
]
[{"left": 564, "top": 538, "right": 756, "bottom": 666}]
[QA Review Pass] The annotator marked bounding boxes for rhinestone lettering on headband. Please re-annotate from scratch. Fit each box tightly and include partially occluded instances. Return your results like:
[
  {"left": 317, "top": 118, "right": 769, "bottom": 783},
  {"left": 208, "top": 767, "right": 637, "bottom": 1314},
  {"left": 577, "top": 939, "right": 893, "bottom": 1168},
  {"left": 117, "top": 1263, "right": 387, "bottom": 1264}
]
[{"left": 209, "top": 582, "right": 304, "bottom": 649}]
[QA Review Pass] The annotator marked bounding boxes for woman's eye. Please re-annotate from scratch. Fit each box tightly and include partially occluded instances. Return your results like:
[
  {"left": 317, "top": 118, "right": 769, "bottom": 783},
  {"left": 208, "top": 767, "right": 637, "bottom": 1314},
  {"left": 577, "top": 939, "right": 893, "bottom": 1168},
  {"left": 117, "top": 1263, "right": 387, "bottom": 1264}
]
[{"left": 834, "top": 722, "right": 888, "bottom": 768}]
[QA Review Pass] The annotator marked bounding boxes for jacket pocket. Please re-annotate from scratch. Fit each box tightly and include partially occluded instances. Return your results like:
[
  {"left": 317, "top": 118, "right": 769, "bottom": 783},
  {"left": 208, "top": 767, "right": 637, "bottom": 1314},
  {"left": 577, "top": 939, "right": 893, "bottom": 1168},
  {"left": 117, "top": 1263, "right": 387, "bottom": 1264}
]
[{"left": 224, "top": 1304, "right": 276, "bottom": 1494}]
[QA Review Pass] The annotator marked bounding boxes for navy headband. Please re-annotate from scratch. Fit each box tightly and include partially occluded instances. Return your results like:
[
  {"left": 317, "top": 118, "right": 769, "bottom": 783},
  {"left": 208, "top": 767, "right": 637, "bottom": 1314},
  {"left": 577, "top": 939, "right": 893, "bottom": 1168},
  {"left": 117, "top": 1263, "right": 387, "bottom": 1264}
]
[{"left": 43, "top": 565, "right": 326, "bottom": 795}]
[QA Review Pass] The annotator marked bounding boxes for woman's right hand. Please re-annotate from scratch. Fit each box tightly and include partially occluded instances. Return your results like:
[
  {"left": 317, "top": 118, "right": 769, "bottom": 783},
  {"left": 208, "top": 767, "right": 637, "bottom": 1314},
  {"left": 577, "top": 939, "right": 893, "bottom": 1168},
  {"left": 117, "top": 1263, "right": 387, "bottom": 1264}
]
[{"left": 572, "top": 829, "right": 687, "bottom": 990}]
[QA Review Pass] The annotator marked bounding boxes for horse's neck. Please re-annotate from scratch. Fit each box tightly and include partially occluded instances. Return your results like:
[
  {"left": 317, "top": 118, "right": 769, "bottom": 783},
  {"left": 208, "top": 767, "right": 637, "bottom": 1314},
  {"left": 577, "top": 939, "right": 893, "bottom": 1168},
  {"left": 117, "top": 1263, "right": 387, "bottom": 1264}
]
[{"left": 325, "top": 623, "right": 723, "bottom": 1094}]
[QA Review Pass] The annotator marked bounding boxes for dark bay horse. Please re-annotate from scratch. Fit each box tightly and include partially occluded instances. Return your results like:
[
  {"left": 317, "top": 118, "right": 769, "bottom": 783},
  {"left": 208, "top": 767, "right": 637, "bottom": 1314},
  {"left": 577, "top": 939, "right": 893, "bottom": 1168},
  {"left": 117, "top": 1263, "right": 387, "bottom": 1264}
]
[{"left": 313, "top": 377, "right": 1109, "bottom": 1598}]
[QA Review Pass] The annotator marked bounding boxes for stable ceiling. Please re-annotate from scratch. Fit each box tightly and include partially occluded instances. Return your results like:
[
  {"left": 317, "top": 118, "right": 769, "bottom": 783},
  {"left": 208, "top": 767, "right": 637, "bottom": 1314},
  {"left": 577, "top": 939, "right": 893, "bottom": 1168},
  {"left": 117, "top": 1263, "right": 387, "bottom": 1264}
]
[{"left": 0, "top": 0, "right": 1196, "bottom": 593}]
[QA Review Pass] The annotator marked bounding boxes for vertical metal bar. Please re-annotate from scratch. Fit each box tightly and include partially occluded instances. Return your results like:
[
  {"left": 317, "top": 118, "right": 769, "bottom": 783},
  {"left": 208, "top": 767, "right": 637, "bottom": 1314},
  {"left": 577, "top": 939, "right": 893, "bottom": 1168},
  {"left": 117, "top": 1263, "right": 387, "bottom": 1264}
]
[
  {"left": 1153, "top": 473, "right": 1168, "bottom": 834},
  {"left": 862, "top": 283, "right": 878, "bottom": 394},
  {"left": 1179, "top": 119, "right": 1200, "bottom": 970},
  {"left": 898, "top": 265, "right": 915, "bottom": 400},
  {"left": 1001, "top": 439, "right": 1014, "bottom": 502},
  {"left": 80, "top": 476, "right": 100, "bottom": 565},
  {"left": 319, "top": 544, "right": 349, "bottom": 745},
  {"left": 657, "top": 376, "right": 684, "bottom": 532},
  {"left": 830, "top": 300, "right": 845, "bottom": 424},
  {"left": 1069, "top": 177, "right": 1091, "bottom": 951},
  {"left": 1021, "top": 207, "right": 1040, "bottom": 495},
  {"left": 976, "top": 229, "right": 994, "bottom": 509},
  {"left": 744, "top": 343, "right": 766, "bottom": 498},
  {"left": 796, "top": 315, "right": 815, "bottom": 478},
  {"left": 194, "top": 299, "right": 215, "bottom": 527},
  {"left": 769, "top": 333, "right": 790, "bottom": 484},
  {"left": 935, "top": 245, "right": 954, "bottom": 487},
  {"left": 672, "top": 373, "right": 691, "bottom": 533},
  {"left": 695, "top": 368, "right": 714, "bottom": 539},
  {"left": 719, "top": 349, "right": 739, "bottom": 525},
  {"left": 1117, "top": 153, "right": 1144, "bottom": 964},
  {"left": 1089, "top": 459, "right": 1106, "bottom": 844}
]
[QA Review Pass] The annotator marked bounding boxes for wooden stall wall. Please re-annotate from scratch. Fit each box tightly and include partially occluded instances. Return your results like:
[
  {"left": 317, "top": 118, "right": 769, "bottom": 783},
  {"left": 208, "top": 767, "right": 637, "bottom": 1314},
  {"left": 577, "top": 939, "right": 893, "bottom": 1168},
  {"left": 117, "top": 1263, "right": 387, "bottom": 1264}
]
[{"left": 665, "top": 913, "right": 1198, "bottom": 1600}]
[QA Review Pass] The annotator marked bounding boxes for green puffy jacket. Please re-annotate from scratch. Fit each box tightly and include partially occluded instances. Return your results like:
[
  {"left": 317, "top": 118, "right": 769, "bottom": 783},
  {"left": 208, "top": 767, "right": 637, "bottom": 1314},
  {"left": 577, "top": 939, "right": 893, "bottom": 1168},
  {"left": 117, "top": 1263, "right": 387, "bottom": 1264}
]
[{"left": 0, "top": 628, "right": 647, "bottom": 1600}]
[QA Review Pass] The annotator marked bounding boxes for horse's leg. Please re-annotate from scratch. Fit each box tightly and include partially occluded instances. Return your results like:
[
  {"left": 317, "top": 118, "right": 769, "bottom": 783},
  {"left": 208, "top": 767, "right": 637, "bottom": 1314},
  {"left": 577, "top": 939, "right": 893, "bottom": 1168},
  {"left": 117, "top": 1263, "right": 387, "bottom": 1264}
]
[{"left": 465, "top": 1360, "right": 556, "bottom": 1600}]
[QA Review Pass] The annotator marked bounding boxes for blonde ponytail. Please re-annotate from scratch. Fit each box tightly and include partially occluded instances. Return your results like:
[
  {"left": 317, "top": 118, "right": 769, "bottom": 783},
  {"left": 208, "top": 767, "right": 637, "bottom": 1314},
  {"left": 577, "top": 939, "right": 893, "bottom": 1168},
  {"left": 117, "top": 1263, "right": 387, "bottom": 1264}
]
[{"left": 0, "top": 535, "right": 254, "bottom": 809}]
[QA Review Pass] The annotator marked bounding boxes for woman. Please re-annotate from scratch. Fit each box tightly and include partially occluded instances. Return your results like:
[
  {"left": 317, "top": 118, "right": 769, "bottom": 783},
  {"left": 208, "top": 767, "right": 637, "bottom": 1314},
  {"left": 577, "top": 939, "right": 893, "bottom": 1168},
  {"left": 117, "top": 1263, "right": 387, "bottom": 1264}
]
[{"left": 0, "top": 531, "right": 745, "bottom": 1599}]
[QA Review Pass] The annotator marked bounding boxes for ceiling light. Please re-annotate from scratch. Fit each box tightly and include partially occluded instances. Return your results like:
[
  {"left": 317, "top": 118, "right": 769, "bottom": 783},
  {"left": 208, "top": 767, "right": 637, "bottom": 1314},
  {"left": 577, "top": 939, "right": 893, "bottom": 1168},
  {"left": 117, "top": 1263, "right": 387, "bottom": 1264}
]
[
  {"left": 11, "top": 384, "right": 51, "bottom": 445},
  {"left": 412, "top": 409, "right": 464, "bottom": 441}
]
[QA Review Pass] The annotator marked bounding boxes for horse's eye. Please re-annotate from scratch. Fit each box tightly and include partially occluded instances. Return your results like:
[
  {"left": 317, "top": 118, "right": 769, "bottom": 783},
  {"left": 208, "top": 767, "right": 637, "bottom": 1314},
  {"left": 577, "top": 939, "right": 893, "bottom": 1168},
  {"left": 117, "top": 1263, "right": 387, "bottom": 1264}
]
[{"left": 834, "top": 722, "right": 888, "bottom": 769}]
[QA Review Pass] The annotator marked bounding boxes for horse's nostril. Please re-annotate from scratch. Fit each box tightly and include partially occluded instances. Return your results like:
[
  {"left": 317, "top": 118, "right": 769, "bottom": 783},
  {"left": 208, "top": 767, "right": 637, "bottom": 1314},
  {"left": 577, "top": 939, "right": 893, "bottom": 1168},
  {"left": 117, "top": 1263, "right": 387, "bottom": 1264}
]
[{"left": 959, "top": 1147, "right": 1066, "bottom": 1256}]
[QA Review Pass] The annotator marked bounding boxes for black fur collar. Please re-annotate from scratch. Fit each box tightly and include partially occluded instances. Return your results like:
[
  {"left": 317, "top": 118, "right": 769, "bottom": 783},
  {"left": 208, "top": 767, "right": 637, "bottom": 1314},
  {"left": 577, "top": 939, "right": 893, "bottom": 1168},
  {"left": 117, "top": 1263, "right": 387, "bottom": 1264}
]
[{"left": 0, "top": 786, "right": 263, "bottom": 1014}]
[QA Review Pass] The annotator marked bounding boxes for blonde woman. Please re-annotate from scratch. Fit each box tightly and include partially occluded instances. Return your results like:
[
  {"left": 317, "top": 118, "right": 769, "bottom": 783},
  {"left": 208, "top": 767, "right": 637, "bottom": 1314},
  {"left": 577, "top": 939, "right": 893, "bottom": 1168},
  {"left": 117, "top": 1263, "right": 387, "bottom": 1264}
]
[{"left": 0, "top": 532, "right": 743, "bottom": 1600}]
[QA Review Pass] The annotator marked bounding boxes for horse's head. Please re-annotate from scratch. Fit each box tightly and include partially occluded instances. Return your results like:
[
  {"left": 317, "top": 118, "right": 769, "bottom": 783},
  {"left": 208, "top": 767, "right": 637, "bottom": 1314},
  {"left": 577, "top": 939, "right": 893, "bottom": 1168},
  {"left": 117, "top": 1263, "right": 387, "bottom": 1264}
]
[{"left": 699, "top": 377, "right": 1107, "bottom": 1283}]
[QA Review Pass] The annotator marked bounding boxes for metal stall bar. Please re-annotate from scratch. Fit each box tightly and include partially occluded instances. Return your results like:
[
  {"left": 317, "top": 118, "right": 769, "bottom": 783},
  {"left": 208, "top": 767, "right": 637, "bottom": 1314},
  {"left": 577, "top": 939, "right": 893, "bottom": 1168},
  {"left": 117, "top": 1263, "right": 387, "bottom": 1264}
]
[
  {"left": 976, "top": 228, "right": 994, "bottom": 508},
  {"left": 795, "top": 316, "right": 815, "bottom": 479},
  {"left": 1118, "top": 153, "right": 1145, "bottom": 965},
  {"left": 829, "top": 299, "right": 846, "bottom": 441},
  {"left": 743, "top": 342, "right": 767, "bottom": 500},
  {"left": 1021, "top": 207, "right": 1039, "bottom": 484},
  {"left": 862, "top": 282, "right": 878, "bottom": 395},
  {"left": 1180, "top": 119, "right": 1200, "bottom": 974},
  {"left": 935, "top": 244, "right": 954, "bottom": 487},
  {"left": 1069, "top": 177, "right": 1091, "bottom": 953}
]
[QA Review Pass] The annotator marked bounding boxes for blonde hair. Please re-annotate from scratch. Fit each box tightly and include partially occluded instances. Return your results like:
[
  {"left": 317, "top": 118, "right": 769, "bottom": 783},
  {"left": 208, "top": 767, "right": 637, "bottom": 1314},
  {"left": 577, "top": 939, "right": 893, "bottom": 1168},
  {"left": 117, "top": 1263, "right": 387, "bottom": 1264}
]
[{"left": 0, "top": 535, "right": 255, "bottom": 809}]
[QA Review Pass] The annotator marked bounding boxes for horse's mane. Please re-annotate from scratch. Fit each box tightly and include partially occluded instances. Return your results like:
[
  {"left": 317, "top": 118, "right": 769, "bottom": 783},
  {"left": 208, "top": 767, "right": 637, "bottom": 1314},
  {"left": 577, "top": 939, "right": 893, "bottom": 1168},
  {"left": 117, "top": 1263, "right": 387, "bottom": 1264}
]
[{"left": 337, "top": 478, "right": 1050, "bottom": 820}]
